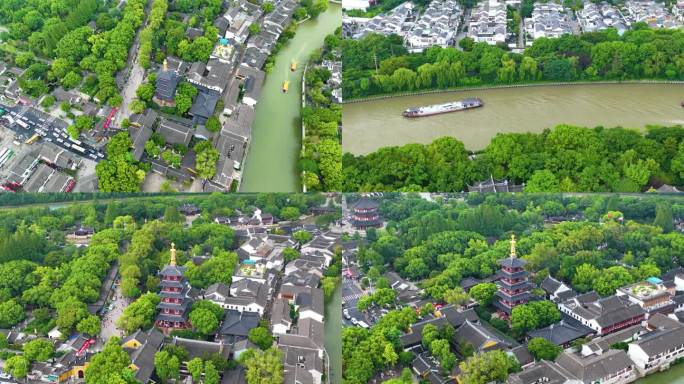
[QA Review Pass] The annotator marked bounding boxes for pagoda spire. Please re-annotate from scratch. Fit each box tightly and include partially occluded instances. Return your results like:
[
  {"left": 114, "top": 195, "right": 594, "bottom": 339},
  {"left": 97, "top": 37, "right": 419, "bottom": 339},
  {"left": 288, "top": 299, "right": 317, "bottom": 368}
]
[
  {"left": 510, "top": 234, "right": 516, "bottom": 258},
  {"left": 170, "top": 242, "right": 177, "bottom": 266}
]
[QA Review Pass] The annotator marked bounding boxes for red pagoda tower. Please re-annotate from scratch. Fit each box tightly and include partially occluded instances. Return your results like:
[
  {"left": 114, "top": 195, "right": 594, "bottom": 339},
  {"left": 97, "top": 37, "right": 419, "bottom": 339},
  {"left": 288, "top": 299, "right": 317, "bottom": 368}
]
[
  {"left": 494, "top": 235, "right": 532, "bottom": 316},
  {"left": 351, "top": 197, "right": 382, "bottom": 229},
  {"left": 155, "top": 243, "right": 192, "bottom": 334}
]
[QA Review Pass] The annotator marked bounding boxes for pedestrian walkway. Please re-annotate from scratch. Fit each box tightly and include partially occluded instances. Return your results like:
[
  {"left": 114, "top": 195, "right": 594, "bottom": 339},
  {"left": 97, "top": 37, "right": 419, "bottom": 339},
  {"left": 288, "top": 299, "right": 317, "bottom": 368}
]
[{"left": 343, "top": 293, "right": 364, "bottom": 302}]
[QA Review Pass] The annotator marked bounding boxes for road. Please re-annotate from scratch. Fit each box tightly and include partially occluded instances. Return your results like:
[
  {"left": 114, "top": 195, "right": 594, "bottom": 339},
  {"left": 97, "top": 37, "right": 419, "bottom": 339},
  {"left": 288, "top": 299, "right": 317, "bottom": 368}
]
[
  {"left": 0, "top": 103, "right": 104, "bottom": 161},
  {"left": 99, "top": 281, "right": 129, "bottom": 340},
  {"left": 112, "top": 0, "right": 152, "bottom": 128}
]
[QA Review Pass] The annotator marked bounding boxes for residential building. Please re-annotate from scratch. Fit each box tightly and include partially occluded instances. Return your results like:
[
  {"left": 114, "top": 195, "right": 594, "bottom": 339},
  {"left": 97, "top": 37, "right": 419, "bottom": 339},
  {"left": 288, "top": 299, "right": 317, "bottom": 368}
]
[
  {"left": 468, "top": 0, "right": 507, "bottom": 45},
  {"left": 624, "top": 0, "right": 679, "bottom": 28},
  {"left": 559, "top": 293, "right": 646, "bottom": 335},
  {"left": 219, "top": 309, "right": 261, "bottom": 344},
  {"left": 541, "top": 276, "right": 575, "bottom": 302},
  {"left": 352, "top": 2, "right": 416, "bottom": 39},
  {"left": 528, "top": 319, "right": 594, "bottom": 347},
  {"left": 271, "top": 297, "right": 293, "bottom": 335},
  {"left": 627, "top": 315, "right": 684, "bottom": 374},
  {"left": 616, "top": 278, "right": 676, "bottom": 317},
  {"left": 555, "top": 349, "right": 637, "bottom": 384},
  {"left": 455, "top": 320, "right": 509, "bottom": 353},
  {"left": 525, "top": 2, "right": 573, "bottom": 42},
  {"left": 508, "top": 360, "right": 582, "bottom": 384},
  {"left": 121, "top": 328, "right": 165, "bottom": 383},
  {"left": 405, "top": 0, "right": 462, "bottom": 51},
  {"left": 577, "top": 2, "right": 628, "bottom": 34}
]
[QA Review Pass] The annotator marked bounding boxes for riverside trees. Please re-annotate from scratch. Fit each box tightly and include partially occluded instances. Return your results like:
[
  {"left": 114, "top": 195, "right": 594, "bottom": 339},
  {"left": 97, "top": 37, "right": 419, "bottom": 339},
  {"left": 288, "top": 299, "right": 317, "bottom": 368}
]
[
  {"left": 343, "top": 27, "right": 684, "bottom": 99},
  {"left": 343, "top": 124, "right": 684, "bottom": 192}
]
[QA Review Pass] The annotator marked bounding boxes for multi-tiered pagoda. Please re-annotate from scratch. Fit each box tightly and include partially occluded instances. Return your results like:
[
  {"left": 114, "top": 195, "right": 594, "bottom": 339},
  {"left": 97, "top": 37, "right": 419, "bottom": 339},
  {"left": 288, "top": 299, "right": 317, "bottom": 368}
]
[
  {"left": 155, "top": 243, "right": 192, "bottom": 334},
  {"left": 494, "top": 235, "right": 532, "bottom": 317},
  {"left": 351, "top": 197, "right": 382, "bottom": 229}
]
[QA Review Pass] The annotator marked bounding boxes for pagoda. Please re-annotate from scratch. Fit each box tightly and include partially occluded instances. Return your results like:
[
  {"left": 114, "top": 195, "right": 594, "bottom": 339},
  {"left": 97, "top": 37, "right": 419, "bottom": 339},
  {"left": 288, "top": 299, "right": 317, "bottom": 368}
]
[
  {"left": 351, "top": 197, "right": 382, "bottom": 229},
  {"left": 494, "top": 235, "right": 532, "bottom": 316},
  {"left": 155, "top": 243, "right": 192, "bottom": 334}
]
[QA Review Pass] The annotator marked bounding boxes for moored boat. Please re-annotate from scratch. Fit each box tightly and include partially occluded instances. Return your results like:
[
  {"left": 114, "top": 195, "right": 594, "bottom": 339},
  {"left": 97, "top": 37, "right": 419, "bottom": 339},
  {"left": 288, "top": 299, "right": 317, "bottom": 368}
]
[{"left": 402, "top": 98, "right": 483, "bottom": 118}]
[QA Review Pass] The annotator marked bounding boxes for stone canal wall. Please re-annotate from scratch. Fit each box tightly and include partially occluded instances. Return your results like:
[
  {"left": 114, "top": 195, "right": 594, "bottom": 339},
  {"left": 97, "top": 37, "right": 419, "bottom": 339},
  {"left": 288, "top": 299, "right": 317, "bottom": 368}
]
[{"left": 342, "top": 80, "right": 684, "bottom": 104}]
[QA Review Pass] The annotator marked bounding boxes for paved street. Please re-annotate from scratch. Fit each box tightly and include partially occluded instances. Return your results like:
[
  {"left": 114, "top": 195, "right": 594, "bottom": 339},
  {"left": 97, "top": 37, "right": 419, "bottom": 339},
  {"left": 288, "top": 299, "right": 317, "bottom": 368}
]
[
  {"left": 99, "top": 281, "right": 129, "bottom": 340},
  {"left": 342, "top": 276, "right": 371, "bottom": 326},
  {"left": 113, "top": 0, "right": 152, "bottom": 128}
]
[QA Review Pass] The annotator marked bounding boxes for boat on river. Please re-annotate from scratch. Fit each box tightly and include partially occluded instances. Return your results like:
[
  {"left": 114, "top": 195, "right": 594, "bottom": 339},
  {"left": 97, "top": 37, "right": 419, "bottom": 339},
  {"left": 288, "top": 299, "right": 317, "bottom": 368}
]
[
  {"left": 402, "top": 98, "right": 483, "bottom": 118},
  {"left": 291, "top": 61, "right": 297, "bottom": 71},
  {"left": 282, "top": 81, "right": 289, "bottom": 93}
]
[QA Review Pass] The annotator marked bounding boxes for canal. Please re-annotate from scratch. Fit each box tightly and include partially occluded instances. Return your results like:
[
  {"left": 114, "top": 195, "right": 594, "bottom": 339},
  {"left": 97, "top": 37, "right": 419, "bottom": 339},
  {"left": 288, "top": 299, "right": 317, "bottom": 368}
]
[
  {"left": 240, "top": 4, "right": 342, "bottom": 192},
  {"left": 342, "top": 84, "right": 684, "bottom": 155},
  {"left": 324, "top": 283, "right": 342, "bottom": 384},
  {"left": 636, "top": 363, "right": 684, "bottom": 384}
]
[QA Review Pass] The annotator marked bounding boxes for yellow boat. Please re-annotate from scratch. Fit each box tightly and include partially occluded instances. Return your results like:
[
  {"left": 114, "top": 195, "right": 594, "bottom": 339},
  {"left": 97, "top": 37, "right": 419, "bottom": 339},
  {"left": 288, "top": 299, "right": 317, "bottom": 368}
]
[
  {"left": 282, "top": 81, "right": 289, "bottom": 93},
  {"left": 291, "top": 61, "right": 297, "bottom": 71}
]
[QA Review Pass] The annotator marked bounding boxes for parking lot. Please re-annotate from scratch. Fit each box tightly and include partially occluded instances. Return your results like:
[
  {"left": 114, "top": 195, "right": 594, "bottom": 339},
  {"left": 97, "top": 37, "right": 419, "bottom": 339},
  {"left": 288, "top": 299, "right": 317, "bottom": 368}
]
[{"left": 0, "top": 103, "right": 105, "bottom": 162}]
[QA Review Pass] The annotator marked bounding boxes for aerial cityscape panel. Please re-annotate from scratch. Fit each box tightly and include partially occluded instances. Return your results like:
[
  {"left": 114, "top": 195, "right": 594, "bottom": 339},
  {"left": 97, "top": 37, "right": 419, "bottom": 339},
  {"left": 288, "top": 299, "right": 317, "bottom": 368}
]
[
  {"left": 0, "top": 193, "right": 343, "bottom": 384},
  {"left": 0, "top": 0, "right": 340, "bottom": 193},
  {"left": 341, "top": 193, "right": 684, "bottom": 384},
  {"left": 341, "top": 0, "right": 684, "bottom": 193}
]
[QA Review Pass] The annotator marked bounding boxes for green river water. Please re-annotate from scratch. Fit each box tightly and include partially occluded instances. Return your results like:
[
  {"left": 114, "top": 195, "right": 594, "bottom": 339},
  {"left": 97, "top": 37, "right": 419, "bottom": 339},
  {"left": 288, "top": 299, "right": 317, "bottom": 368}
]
[
  {"left": 637, "top": 363, "right": 684, "bottom": 384},
  {"left": 325, "top": 283, "right": 342, "bottom": 384},
  {"left": 240, "top": 4, "right": 342, "bottom": 192}
]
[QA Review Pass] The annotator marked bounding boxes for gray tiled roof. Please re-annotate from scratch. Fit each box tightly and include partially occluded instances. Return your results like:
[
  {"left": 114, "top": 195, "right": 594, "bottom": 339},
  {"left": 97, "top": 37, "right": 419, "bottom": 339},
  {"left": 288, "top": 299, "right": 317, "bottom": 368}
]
[
  {"left": 190, "top": 90, "right": 219, "bottom": 120},
  {"left": 220, "top": 309, "right": 260, "bottom": 338},
  {"left": 509, "top": 360, "right": 578, "bottom": 384},
  {"left": 555, "top": 349, "right": 633, "bottom": 383},
  {"left": 630, "top": 322, "right": 684, "bottom": 357},
  {"left": 157, "top": 117, "right": 193, "bottom": 146}
]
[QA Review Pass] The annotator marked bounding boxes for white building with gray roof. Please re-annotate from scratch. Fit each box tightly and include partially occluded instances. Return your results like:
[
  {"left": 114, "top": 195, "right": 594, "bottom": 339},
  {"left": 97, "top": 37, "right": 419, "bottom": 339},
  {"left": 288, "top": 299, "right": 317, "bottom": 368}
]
[
  {"left": 468, "top": 0, "right": 507, "bottom": 44},
  {"left": 577, "top": 2, "right": 629, "bottom": 34},
  {"left": 524, "top": 2, "right": 573, "bottom": 42},
  {"left": 405, "top": 0, "right": 462, "bottom": 51}
]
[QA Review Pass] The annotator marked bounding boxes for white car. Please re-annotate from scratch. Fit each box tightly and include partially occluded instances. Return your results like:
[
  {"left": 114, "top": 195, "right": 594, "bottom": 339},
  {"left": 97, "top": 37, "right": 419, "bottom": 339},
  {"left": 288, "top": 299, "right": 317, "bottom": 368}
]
[
  {"left": 350, "top": 318, "right": 358, "bottom": 325},
  {"left": 343, "top": 309, "right": 351, "bottom": 320}
]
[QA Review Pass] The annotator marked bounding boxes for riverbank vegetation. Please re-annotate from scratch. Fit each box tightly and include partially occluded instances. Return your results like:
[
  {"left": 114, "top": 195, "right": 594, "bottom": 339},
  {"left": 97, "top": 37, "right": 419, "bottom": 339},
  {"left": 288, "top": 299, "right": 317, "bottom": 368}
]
[
  {"left": 343, "top": 193, "right": 684, "bottom": 383},
  {"left": 342, "top": 124, "right": 684, "bottom": 192},
  {"left": 342, "top": 26, "right": 684, "bottom": 99},
  {"left": 300, "top": 29, "right": 342, "bottom": 191}
]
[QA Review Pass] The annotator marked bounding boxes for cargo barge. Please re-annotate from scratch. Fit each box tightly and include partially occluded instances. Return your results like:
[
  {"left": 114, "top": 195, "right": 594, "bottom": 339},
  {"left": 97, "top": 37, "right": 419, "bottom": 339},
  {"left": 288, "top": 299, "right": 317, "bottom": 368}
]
[{"left": 402, "top": 98, "right": 483, "bottom": 118}]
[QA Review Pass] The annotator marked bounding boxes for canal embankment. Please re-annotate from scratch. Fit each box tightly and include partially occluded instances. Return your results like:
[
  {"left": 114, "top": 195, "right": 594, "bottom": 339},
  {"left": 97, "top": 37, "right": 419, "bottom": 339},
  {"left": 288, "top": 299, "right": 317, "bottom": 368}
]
[{"left": 342, "top": 80, "right": 684, "bottom": 104}]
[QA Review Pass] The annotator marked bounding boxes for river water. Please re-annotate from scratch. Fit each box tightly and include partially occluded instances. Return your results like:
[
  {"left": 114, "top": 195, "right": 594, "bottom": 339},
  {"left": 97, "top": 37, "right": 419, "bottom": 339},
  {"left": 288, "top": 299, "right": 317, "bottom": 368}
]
[
  {"left": 325, "top": 283, "right": 342, "bottom": 384},
  {"left": 240, "top": 4, "right": 342, "bottom": 192},
  {"left": 636, "top": 363, "right": 684, "bottom": 384},
  {"left": 342, "top": 84, "right": 684, "bottom": 155}
]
